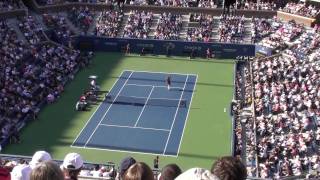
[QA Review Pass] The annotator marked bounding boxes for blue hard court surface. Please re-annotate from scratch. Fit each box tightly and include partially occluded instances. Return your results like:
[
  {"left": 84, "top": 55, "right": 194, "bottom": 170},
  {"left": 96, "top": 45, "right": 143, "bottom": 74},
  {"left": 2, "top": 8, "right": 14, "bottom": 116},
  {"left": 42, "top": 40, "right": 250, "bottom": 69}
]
[{"left": 72, "top": 70, "right": 197, "bottom": 156}]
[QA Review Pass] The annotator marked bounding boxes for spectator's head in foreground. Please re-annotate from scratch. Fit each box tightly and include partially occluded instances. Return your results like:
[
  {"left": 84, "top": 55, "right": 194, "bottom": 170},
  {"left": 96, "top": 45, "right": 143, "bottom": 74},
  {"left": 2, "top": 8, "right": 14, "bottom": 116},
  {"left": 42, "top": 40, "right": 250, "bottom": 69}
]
[
  {"left": 120, "top": 156, "right": 137, "bottom": 178},
  {"left": 158, "top": 163, "right": 181, "bottom": 180},
  {"left": 123, "top": 162, "right": 154, "bottom": 180},
  {"left": 61, "top": 153, "right": 84, "bottom": 180},
  {"left": 211, "top": 156, "right": 247, "bottom": 180},
  {"left": 175, "top": 168, "right": 219, "bottom": 180},
  {"left": 29, "top": 151, "right": 52, "bottom": 169},
  {"left": 11, "top": 163, "right": 32, "bottom": 180},
  {"left": 30, "top": 161, "right": 64, "bottom": 180}
]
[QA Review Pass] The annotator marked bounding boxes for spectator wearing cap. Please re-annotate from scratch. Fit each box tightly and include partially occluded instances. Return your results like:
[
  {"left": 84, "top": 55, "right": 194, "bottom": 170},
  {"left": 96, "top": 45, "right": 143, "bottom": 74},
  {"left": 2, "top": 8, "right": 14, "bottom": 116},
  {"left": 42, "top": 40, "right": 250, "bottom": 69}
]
[
  {"left": 30, "top": 161, "right": 64, "bottom": 180},
  {"left": 175, "top": 168, "right": 219, "bottom": 180},
  {"left": 211, "top": 156, "right": 247, "bottom": 180},
  {"left": 30, "top": 151, "right": 52, "bottom": 169},
  {"left": 158, "top": 163, "right": 181, "bottom": 180},
  {"left": 11, "top": 163, "right": 32, "bottom": 180},
  {"left": 122, "top": 162, "right": 154, "bottom": 180},
  {"left": 118, "top": 156, "right": 136, "bottom": 179},
  {"left": 61, "top": 153, "right": 84, "bottom": 180}
]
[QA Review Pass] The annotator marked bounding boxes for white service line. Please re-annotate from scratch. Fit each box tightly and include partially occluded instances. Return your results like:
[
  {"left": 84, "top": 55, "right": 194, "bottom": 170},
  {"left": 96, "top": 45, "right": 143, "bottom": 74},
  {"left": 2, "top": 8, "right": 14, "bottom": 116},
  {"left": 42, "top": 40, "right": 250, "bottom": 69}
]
[
  {"left": 134, "top": 86, "right": 154, "bottom": 127},
  {"left": 84, "top": 71, "right": 133, "bottom": 147},
  {"left": 126, "top": 83, "right": 182, "bottom": 89},
  {"left": 162, "top": 75, "right": 189, "bottom": 155},
  {"left": 99, "top": 124, "right": 170, "bottom": 132}
]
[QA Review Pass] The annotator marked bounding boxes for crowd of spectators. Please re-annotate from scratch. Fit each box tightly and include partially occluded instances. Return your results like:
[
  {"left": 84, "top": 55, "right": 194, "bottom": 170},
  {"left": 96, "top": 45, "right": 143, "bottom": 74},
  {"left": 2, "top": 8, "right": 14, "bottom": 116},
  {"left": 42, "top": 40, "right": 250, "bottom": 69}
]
[
  {"left": 123, "top": 0, "right": 217, "bottom": 7},
  {"left": 0, "top": 15, "right": 93, "bottom": 144},
  {"left": 0, "top": 150, "right": 247, "bottom": 180},
  {"left": 151, "top": 0, "right": 189, "bottom": 7},
  {"left": 284, "top": 29, "right": 320, "bottom": 59},
  {"left": 36, "top": 0, "right": 107, "bottom": 6},
  {"left": 236, "top": 1, "right": 277, "bottom": 10},
  {"left": 0, "top": 19, "right": 26, "bottom": 142},
  {"left": 34, "top": 0, "right": 196, "bottom": 6},
  {"left": 197, "top": 0, "right": 217, "bottom": 8},
  {"left": 233, "top": 24, "right": 320, "bottom": 178},
  {"left": 296, "top": 5, "right": 320, "bottom": 18},
  {"left": 0, "top": 0, "right": 24, "bottom": 12},
  {"left": 18, "top": 16, "right": 47, "bottom": 45},
  {"left": 42, "top": 13, "right": 75, "bottom": 46},
  {"left": 251, "top": 53, "right": 320, "bottom": 178},
  {"left": 95, "top": 10, "right": 122, "bottom": 37},
  {"left": 250, "top": 18, "right": 274, "bottom": 43},
  {"left": 280, "top": 2, "right": 320, "bottom": 18},
  {"left": 68, "top": 6, "right": 95, "bottom": 34},
  {"left": 186, "top": 13, "right": 213, "bottom": 42},
  {"left": 0, "top": 151, "right": 116, "bottom": 179},
  {"left": 258, "top": 20, "right": 303, "bottom": 51},
  {"left": 280, "top": 2, "right": 305, "bottom": 15},
  {"left": 123, "top": 10, "right": 153, "bottom": 39},
  {"left": 218, "top": 15, "right": 245, "bottom": 43},
  {"left": 154, "top": 13, "right": 182, "bottom": 40}
]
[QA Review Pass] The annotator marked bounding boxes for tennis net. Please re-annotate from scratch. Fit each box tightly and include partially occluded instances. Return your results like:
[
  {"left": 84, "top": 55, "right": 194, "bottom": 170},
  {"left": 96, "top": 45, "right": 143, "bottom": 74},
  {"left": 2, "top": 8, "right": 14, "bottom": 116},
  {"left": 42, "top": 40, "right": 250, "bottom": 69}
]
[{"left": 105, "top": 95, "right": 187, "bottom": 108}]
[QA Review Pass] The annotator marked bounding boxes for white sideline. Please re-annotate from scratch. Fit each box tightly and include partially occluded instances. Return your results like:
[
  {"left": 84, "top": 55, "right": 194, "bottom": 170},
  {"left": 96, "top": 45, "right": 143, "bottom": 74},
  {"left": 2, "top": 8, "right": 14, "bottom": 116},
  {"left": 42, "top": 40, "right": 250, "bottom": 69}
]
[{"left": 163, "top": 75, "right": 189, "bottom": 155}]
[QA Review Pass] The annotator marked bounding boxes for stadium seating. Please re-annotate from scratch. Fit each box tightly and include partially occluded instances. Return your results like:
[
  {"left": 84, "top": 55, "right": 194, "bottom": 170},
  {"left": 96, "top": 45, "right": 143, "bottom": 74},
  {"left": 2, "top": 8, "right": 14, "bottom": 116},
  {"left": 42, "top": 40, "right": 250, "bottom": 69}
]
[
  {"left": 281, "top": 2, "right": 320, "bottom": 18},
  {"left": 0, "top": 0, "right": 25, "bottom": 12},
  {"left": 2, "top": 0, "right": 320, "bottom": 179}
]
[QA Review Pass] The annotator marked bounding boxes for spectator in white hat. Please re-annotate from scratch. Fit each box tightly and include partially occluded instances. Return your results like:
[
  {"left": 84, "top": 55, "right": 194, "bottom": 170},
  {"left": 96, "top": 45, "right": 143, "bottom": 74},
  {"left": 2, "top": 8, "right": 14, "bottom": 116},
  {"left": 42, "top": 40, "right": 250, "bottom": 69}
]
[
  {"left": 29, "top": 151, "right": 52, "bottom": 169},
  {"left": 61, "top": 153, "right": 84, "bottom": 180},
  {"left": 175, "top": 168, "right": 219, "bottom": 180},
  {"left": 11, "top": 164, "right": 32, "bottom": 180}
]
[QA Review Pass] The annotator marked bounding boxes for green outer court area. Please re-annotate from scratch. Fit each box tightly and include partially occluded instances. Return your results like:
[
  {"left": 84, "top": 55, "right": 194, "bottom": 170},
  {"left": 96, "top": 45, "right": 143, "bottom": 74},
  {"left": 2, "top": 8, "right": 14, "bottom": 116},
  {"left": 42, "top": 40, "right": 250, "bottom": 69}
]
[{"left": 4, "top": 52, "right": 234, "bottom": 170}]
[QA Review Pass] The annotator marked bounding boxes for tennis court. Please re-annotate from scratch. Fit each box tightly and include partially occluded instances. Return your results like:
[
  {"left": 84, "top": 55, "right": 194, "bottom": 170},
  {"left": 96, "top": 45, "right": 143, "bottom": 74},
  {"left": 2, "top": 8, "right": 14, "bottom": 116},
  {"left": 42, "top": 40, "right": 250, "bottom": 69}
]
[{"left": 72, "top": 70, "right": 197, "bottom": 156}]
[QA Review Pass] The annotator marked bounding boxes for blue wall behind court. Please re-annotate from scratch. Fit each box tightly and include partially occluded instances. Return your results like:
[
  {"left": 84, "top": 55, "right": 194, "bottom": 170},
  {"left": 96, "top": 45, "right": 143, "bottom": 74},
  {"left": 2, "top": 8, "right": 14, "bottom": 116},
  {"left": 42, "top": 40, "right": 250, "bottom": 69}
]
[{"left": 74, "top": 36, "right": 256, "bottom": 59}]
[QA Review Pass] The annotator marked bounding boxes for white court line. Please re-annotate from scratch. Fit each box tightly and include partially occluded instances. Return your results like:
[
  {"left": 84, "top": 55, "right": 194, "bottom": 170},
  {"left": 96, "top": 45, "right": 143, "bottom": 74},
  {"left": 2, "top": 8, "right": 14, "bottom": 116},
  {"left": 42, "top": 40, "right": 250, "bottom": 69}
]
[
  {"left": 71, "top": 71, "right": 126, "bottom": 147},
  {"left": 124, "top": 69, "right": 197, "bottom": 77},
  {"left": 176, "top": 75, "right": 198, "bottom": 156},
  {"left": 163, "top": 75, "right": 189, "bottom": 155},
  {"left": 111, "top": 94, "right": 184, "bottom": 101},
  {"left": 126, "top": 83, "right": 182, "bottom": 89},
  {"left": 84, "top": 71, "right": 133, "bottom": 147},
  {"left": 71, "top": 144, "right": 178, "bottom": 157},
  {"left": 134, "top": 86, "right": 154, "bottom": 127},
  {"left": 100, "top": 124, "right": 170, "bottom": 132}
]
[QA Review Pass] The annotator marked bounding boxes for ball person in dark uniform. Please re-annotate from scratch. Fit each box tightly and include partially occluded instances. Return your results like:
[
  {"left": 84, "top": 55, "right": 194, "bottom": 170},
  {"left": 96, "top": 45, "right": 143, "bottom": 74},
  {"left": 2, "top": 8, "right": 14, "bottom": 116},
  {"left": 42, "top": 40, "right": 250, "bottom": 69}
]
[{"left": 166, "top": 75, "right": 172, "bottom": 90}]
